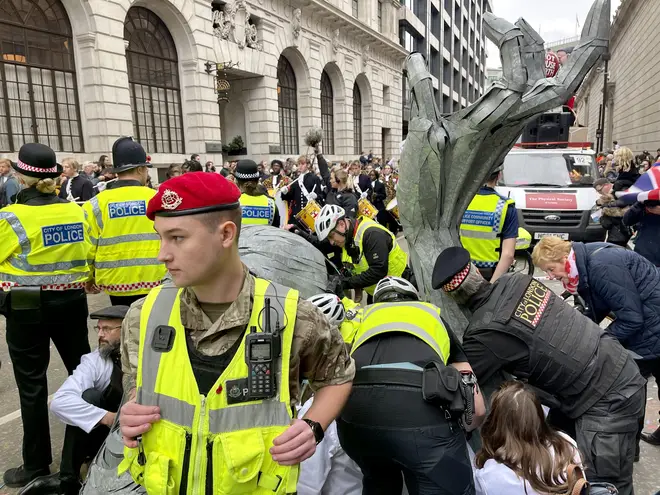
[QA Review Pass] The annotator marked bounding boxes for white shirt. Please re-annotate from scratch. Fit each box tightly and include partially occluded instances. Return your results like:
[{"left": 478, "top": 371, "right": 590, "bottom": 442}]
[
  {"left": 50, "top": 349, "right": 114, "bottom": 434},
  {"left": 473, "top": 432, "right": 582, "bottom": 495},
  {"left": 296, "top": 398, "right": 363, "bottom": 495}
]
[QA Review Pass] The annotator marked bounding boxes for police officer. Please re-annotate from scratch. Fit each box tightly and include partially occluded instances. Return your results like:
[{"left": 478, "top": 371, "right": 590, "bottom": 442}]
[
  {"left": 433, "top": 246, "right": 646, "bottom": 495},
  {"left": 83, "top": 137, "right": 166, "bottom": 307},
  {"left": 460, "top": 166, "right": 518, "bottom": 282},
  {"left": 0, "top": 143, "right": 93, "bottom": 488},
  {"left": 117, "top": 172, "right": 354, "bottom": 493},
  {"left": 336, "top": 277, "right": 484, "bottom": 495},
  {"left": 315, "top": 204, "right": 409, "bottom": 302},
  {"left": 234, "top": 159, "right": 279, "bottom": 226}
]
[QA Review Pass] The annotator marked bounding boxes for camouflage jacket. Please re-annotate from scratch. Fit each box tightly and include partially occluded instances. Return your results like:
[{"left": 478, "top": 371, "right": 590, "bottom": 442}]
[{"left": 120, "top": 264, "right": 355, "bottom": 407}]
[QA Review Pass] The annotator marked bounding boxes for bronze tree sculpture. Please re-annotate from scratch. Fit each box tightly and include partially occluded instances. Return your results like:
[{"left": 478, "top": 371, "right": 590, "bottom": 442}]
[{"left": 398, "top": 0, "right": 610, "bottom": 337}]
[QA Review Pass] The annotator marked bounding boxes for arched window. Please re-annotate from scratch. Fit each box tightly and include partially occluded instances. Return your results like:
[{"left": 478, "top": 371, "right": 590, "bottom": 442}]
[
  {"left": 277, "top": 55, "right": 298, "bottom": 155},
  {"left": 0, "top": 0, "right": 83, "bottom": 152},
  {"left": 320, "top": 70, "right": 334, "bottom": 155},
  {"left": 125, "top": 7, "right": 184, "bottom": 154},
  {"left": 353, "top": 83, "right": 362, "bottom": 154}
]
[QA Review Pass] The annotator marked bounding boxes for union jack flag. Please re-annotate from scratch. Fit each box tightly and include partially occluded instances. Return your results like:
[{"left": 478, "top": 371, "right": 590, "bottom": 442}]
[{"left": 615, "top": 164, "right": 660, "bottom": 204}]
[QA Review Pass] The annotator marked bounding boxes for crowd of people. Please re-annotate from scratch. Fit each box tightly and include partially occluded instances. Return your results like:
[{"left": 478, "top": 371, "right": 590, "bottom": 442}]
[{"left": 1, "top": 135, "right": 660, "bottom": 495}]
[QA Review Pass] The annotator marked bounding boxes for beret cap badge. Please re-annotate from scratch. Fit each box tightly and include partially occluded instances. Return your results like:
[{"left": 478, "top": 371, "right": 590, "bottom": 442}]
[{"left": 161, "top": 189, "right": 183, "bottom": 210}]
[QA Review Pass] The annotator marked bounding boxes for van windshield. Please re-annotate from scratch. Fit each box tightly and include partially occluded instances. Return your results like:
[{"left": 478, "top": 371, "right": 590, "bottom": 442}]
[{"left": 501, "top": 153, "right": 597, "bottom": 187}]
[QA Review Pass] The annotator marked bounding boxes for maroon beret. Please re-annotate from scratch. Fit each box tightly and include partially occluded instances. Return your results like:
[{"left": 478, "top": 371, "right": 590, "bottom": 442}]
[{"left": 147, "top": 172, "right": 241, "bottom": 220}]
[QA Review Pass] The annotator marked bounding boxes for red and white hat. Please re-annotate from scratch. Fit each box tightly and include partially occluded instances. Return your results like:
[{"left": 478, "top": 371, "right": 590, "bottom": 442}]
[{"left": 11, "top": 143, "right": 62, "bottom": 179}]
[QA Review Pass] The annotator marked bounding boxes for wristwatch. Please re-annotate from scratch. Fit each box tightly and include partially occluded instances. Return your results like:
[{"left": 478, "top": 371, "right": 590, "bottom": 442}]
[{"left": 302, "top": 418, "right": 324, "bottom": 444}]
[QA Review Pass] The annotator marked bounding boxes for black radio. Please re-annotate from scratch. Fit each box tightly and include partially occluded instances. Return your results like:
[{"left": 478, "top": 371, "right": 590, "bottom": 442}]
[{"left": 245, "top": 298, "right": 281, "bottom": 400}]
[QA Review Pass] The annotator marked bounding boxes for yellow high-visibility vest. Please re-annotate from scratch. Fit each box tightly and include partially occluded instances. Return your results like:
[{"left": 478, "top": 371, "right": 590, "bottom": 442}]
[
  {"left": 240, "top": 193, "right": 275, "bottom": 225},
  {"left": 82, "top": 185, "right": 166, "bottom": 296},
  {"left": 0, "top": 202, "right": 91, "bottom": 288},
  {"left": 340, "top": 296, "right": 363, "bottom": 345},
  {"left": 342, "top": 218, "right": 408, "bottom": 295},
  {"left": 351, "top": 302, "right": 450, "bottom": 364},
  {"left": 460, "top": 193, "right": 514, "bottom": 268},
  {"left": 119, "top": 278, "right": 300, "bottom": 494}
]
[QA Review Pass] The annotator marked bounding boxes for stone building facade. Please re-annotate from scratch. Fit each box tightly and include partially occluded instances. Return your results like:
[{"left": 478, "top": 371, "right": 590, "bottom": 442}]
[
  {"left": 575, "top": 0, "right": 660, "bottom": 152},
  {"left": 0, "top": 0, "right": 408, "bottom": 169}
]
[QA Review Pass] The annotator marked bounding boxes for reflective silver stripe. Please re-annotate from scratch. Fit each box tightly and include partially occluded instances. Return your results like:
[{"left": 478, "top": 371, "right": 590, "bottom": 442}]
[
  {"left": 8, "top": 257, "right": 88, "bottom": 272},
  {"left": 95, "top": 258, "right": 161, "bottom": 269},
  {"left": 1, "top": 272, "right": 86, "bottom": 284},
  {"left": 90, "top": 196, "right": 104, "bottom": 231},
  {"left": 355, "top": 322, "right": 445, "bottom": 360},
  {"left": 0, "top": 212, "right": 30, "bottom": 254},
  {"left": 97, "top": 233, "right": 161, "bottom": 247},
  {"left": 459, "top": 229, "right": 498, "bottom": 240},
  {"left": 362, "top": 302, "right": 440, "bottom": 322},
  {"left": 209, "top": 402, "right": 291, "bottom": 433},
  {"left": 141, "top": 390, "right": 195, "bottom": 427},
  {"left": 138, "top": 285, "right": 182, "bottom": 413}
]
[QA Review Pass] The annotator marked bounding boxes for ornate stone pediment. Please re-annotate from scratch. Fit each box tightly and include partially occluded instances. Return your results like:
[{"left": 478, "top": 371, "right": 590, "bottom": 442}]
[{"left": 213, "top": 1, "right": 262, "bottom": 51}]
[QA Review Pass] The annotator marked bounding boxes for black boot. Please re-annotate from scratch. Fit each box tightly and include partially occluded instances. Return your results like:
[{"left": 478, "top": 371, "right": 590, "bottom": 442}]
[
  {"left": 641, "top": 428, "right": 660, "bottom": 446},
  {"left": 3, "top": 466, "right": 50, "bottom": 489},
  {"left": 17, "top": 473, "right": 61, "bottom": 495}
]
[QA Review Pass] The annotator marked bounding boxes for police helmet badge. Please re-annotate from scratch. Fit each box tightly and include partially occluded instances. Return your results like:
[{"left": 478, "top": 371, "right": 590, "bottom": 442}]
[{"left": 161, "top": 189, "right": 183, "bottom": 210}]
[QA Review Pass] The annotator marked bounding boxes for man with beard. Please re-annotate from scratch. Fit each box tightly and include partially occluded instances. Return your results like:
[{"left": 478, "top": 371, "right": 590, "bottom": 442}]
[{"left": 20, "top": 306, "right": 128, "bottom": 495}]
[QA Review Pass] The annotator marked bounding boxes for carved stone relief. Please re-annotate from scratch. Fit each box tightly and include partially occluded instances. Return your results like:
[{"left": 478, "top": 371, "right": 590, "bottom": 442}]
[
  {"left": 212, "top": 1, "right": 263, "bottom": 51},
  {"left": 292, "top": 8, "right": 301, "bottom": 44},
  {"left": 331, "top": 28, "right": 340, "bottom": 54}
]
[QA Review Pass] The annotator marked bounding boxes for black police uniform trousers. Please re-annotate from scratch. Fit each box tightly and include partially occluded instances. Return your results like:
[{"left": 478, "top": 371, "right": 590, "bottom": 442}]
[
  {"left": 337, "top": 339, "right": 474, "bottom": 495},
  {"left": 635, "top": 356, "right": 660, "bottom": 445},
  {"left": 5, "top": 289, "right": 90, "bottom": 472},
  {"left": 574, "top": 356, "right": 645, "bottom": 495}
]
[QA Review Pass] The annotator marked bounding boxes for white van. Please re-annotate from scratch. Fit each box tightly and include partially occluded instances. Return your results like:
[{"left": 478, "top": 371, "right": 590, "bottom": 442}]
[{"left": 496, "top": 147, "right": 606, "bottom": 243}]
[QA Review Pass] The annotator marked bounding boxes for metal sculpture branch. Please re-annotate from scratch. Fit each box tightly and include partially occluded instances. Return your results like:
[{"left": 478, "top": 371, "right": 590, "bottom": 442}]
[{"left": 399, "top": 0, "right": 610, "bottom": 337}]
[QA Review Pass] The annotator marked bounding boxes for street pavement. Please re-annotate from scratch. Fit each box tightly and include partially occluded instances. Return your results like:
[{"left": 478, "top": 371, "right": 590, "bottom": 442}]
[{"left": 0, "top": 266, "right": 658, "bottom": 494}]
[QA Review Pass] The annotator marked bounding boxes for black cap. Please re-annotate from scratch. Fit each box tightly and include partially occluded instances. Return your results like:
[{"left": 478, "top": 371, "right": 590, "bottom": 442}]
[
  {"left": 111, "top": 137, "right": 152, "bottom": 173},
  {"left": 12, "top": 143, "right": 62, "bottom": 179},
  {"left": 234, "top": 159, "right": 259, "bottom": 180},
  {"left": 432, "top": 246, "right": 472, "bottom": 291},
  {"left": 90, "top": 305, "right": 130, "bottom": 321}
]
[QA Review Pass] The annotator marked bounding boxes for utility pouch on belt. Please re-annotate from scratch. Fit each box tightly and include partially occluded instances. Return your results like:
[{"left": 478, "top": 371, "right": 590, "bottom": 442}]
[
  {"left": 10, "top": 286, "right": 42, "bottom": 324},
  {"left": 422, "top": 362, "right": 465, "bottom": 416}
]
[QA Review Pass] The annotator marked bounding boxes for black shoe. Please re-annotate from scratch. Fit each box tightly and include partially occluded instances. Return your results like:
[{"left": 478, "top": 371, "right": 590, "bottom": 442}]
[
  {"left": 641, "top": 428, "right": 660, "bottom": 446},
  {"left": 3, "top": 466, "right": 50, "bottom": 488},
  {"left": 18, "top": 473, "right": 61, "bottom": 495}
]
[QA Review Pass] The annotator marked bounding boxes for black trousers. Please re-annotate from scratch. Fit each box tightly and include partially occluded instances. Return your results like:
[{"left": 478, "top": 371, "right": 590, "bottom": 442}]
[
  {"left": 337, "top": 385, "right": 474, "bottom": 495},
  {"left": 6, "top": 290, "right": 90, "bottom": 471},
  {"left": 59, "top": 389, "right": 112, "bottom": 491},
  {"left": 575, "top": 357, "right": 645, "bottom": 495},
  {"left": 635, "top": 357, "right": 660, "bottom": 444},
  {"left": 109, "top": 294, "right": 144, "bottom": 307}
]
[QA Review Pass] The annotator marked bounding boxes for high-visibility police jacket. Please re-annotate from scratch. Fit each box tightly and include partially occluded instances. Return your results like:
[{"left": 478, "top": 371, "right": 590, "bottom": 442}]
[
  {"left": 350, "top": 302, "right": 450, "bottom": 364},
  {"left": 0, "top": 201, "right": 91, "bottom": 289},
  {"left": 240, "top": 193, "right": 275, "bottom": 225},
  {"left": 119, "top": 278, "right": 300, "bottom": 494},
  {"left": 460, "top": 192, "right": 515, "bottom": 269},
  {"left": 342, "top": 218, "right": 408, "bottom": 295},
  {"left": 82, "top": 182, "right": 165, "bottom": 296}
]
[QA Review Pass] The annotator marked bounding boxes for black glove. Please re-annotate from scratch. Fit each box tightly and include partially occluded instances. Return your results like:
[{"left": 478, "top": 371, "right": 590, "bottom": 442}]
[{"left": 326, "top": 275, "right": 346, "bottom": 299}]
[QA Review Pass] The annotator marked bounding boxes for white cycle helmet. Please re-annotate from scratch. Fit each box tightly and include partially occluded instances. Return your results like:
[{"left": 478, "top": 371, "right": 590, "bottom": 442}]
[
  {"left": 373, "top": 277, "right": 420, "bottom": 303},
  {"left": 315, "top": 204, "right": 346, "bottom": 241},
  {"left": 307, "top": 293, "right": 346, "bottom": 327}
]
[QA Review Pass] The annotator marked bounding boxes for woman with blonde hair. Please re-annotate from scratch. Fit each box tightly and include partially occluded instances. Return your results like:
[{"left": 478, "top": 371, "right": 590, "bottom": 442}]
[
  {"left": 474, "top": 381, "right": 581, "bottom": 494},
  {"left": 326, "top": 168, "right": 358, "bottom": 217},
  {"left": 613, "top": 147, "right": 640, "bottom": 191},
  {"left": 58, "top": 157, "right": 94, "bottom": 202}
]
